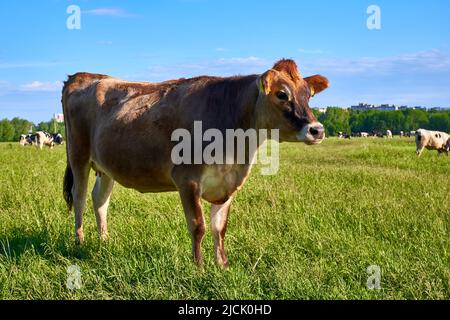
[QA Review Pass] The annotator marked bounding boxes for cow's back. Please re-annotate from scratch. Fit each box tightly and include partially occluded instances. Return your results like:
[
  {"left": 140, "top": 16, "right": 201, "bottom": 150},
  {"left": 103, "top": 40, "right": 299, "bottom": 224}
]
[{"left": 62, "top": 73, "right": 200, "bottom": 191}]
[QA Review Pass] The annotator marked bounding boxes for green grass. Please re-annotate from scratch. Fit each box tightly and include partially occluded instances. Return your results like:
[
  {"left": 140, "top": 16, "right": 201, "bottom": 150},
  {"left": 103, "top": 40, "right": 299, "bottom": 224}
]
[{"left": 0, "top": 138, "right": 449, "bottom": 299}]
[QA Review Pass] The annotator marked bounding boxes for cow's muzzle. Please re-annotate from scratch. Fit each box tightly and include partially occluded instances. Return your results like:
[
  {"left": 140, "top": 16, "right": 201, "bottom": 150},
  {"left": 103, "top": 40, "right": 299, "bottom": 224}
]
[{"left": 296, "top": 122, "right": 325, "bottom": 144}]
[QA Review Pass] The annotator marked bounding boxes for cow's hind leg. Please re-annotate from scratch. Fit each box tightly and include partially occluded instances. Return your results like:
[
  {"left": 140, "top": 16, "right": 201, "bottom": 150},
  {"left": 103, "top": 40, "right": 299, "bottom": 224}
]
[
  {"left": 92, "top": 173, "right": 114, "bottom": 241},
  {"left": 72, "top": 163, "right": 90, "bottom": 244},
  {"left": 211, "top": 198, "right": 232, "bottom": 269},
  {"left": 172, "top": 170, "right": 205, "bottom": 266},
  {"left": 180, "top": 183, "right": 205, "bottom": 266}
]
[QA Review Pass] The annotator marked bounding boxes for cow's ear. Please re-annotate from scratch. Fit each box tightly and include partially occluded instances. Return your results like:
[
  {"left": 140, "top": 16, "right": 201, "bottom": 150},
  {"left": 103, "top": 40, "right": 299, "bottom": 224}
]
[
  {"left": 304, "top": 75, "right": 329, "bottom": 97},
  {"left": 257, "top": 70, "right": 277, "bottom": 95}
]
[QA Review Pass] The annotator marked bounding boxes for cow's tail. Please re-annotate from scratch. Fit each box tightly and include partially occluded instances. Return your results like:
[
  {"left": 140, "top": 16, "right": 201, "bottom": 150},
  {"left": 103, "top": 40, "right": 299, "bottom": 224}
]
[
  {"left": 62, "top": 75, "right": 73, "bottom": 212},
  {"left": 63, "top": 162, "right": 74, "bottom": 212}
]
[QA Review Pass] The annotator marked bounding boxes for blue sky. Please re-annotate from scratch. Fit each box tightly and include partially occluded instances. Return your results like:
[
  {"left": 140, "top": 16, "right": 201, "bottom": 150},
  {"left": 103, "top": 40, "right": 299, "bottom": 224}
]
[{"left": 0, "top": 0, "right": 449, "bottom": 122}]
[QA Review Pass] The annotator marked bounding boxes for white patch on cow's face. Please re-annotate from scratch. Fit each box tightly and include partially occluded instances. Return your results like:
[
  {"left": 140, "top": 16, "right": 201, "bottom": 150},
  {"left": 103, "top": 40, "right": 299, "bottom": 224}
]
[
  {"left": 280, "top": 84, "right": 292, "bottom": 100},
  {"left": 296, "top": 121, "right": 325, "bottom": 144}
]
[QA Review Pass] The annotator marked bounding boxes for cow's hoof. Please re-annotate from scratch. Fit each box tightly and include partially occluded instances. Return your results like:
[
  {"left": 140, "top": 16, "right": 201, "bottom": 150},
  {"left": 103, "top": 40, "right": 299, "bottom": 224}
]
[
  {"left": 99, "top": 233, "right": 109, "bottom": 242},
  {"left": 218, "top": 262, "right": 229, "bottom": 271},
  {"left": 216, "top": 258, "right": 229, "bottom": 270},
  {"left": 75, "top": 232, "right": 84, "bottom": 245},
  {"left": 193, "top": 257, "right": 204, "bottom": 271}
]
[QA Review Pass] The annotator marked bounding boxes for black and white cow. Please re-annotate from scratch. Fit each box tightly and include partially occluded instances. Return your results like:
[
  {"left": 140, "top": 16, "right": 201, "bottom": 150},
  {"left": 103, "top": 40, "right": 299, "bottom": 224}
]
[
  {"left": 35, "top": 131, "right": 55, "bottom": 149},
  {"left": 19, "top": 133, "right": 36, "bottom": 146},
  {"left": 52, "top": 133, "right": 64, "bottom": 145}
]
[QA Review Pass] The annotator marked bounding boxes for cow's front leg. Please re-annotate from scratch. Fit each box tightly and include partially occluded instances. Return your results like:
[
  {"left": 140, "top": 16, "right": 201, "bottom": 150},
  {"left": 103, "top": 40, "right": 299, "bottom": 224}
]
[
  {"left": 176, "top": 180, "right": 206, "bottom": 266},
  {"left": 211, "top": 198, "right": 232, "bottom": 269}
]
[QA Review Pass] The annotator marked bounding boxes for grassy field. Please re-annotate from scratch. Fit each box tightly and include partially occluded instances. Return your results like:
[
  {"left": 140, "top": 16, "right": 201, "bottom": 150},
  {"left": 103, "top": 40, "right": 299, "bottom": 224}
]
[{"left": 0, "top": 138, "right": 449, "bottom": 300}]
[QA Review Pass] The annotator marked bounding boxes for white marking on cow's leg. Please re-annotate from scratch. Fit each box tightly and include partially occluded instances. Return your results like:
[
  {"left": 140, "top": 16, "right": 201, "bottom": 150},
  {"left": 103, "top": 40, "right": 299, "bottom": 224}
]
[
  {"left": 72, "top": 165, "right": 90, "bottom": 244},
  {"left": 211, "top": 198, "right": 232, "bottom": 269},
  {"left": 416, "top": 147, "right": 424, "bottom": 157},
  {"left": 92, "top": 173, "right": 114, "bottom": 241}
]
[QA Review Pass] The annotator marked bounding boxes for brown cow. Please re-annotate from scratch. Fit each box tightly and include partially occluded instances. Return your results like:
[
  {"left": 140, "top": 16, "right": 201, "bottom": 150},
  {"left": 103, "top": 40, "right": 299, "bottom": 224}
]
[{"left": 62, "top": 59, "right": 329, "bottom": 268}]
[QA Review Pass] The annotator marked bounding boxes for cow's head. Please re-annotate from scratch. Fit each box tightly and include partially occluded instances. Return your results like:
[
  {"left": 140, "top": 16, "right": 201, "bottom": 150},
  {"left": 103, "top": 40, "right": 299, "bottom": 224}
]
[
  {"left": 53, "top": 133, "right": 64, "bottom": 145},
  {"left": 415, "top": 129, "right": 426, "bottom": 155},
  {"left": 19, "top": 134, "right": 27, "bottom": 146},
  {"left": 256, "top": 59, "right": 329, "bottom": 144}
]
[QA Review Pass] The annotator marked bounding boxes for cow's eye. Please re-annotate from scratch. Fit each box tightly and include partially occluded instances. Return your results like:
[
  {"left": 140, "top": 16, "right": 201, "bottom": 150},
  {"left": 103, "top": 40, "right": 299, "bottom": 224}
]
[{"left": 276, "top": 91, "right": 289, "bottom": 101}]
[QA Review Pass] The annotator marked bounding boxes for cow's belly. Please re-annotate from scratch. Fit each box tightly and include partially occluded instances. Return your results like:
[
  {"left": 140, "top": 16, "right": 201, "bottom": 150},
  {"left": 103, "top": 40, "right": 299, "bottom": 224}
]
[
  {"left": 91, "top": 133, "right": 177, "bottom": 192},
  {"left": 200, "top": 165, "right": 251, "bottom": 204},
  {"left": 92, "top": 156, "right": 176, "bottom": 192}
]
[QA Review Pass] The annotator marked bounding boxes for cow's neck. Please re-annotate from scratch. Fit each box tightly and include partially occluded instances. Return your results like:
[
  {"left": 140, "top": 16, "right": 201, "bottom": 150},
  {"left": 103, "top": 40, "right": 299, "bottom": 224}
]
[
  {"left": 226, "top": 76, "right": 270, "bottom": 170},
  {"left": 232, "top": 76, "right": 267, "bottom": 147}
]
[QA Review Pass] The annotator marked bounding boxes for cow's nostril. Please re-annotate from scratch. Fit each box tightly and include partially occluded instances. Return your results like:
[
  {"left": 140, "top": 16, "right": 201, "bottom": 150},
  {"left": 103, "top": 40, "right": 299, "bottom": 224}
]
[
  {"left": 309, "top": 126, "right": 324, "bottom": 139},
  {"left": 309, "top": 127, "right": 319, "bottom": 136}
]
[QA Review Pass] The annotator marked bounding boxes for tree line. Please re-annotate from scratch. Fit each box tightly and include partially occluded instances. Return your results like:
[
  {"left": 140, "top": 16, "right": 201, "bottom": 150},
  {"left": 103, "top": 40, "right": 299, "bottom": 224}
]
[
  {"left": 312, "top": 108, "right": 450, "bottom": 137},
  {"left": 0, "top": 108, "right": 449, "bottom": 141},
  {"left": 0, "top": 117, "right": 65, "bottom": 142}
]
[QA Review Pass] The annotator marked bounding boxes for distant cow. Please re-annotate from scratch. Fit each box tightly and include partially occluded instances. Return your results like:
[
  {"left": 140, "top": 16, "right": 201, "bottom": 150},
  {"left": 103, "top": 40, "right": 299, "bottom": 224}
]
[
  {"left": 360, "top": 132, "right": 369, "bottom": 138},
  {"left": 399, "top": 131, "right": 404, "bottom": 138},
  {"left": 415, "top": 129, "right": 450, "bottom": 156},
  {"left": 35, "top": 131, "right": 54, "bottom": 149},
  {"left": 386, "top": 130, "right": 393, "bottom": 138},
  {"left": 19, "top": 133, "right": 35, "bottom": 146},
  {"left": 53, "top": 133, "right": 64, "bottom": 145},
  {"left": 19, "top": 134, "right": 32, "bottom": 146},
  {"left": 337, "top": 132, "right": 351, "bottom": 139},
  {"left": 338, "top": 131, "right": 352, "bottom": 139},
  {"left": 62, "top": 59, "right": 329, "bottom": 268},
  {"left": 371, "top": 130, "right": 384, "bottom": 138}
]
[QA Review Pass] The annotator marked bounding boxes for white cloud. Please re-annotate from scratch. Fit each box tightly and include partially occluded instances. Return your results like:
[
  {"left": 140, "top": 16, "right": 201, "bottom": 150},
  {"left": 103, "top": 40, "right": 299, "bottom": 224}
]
[
  {"left": 0, "top": 80, "right": 11, "bottom": 96},
  {"left": 216, "top": 56, "right": 268, "bottom": 66},
  {"left": 134, "top": 56, "right": 270, "bottom": 81},
  {"left": 298, "top": 48, "right": 324, "bottom": 54},
  {"left": 20, "top": 81, "right": 63, "bottom": 92},
  {"left": 0, "top": 61, "right": 61, "bottom": 69},
  {"left": 301, "top": 49, "right": 450, "bottom": 75},
  {"left": 83, "top": 8, "right": 136, "bottom": 17},
  {"left": 215, "top": 48, "right": 227, "bottom": 52},
  {"left": 97, "top": 40, "right": 113, "bottom": 46}
]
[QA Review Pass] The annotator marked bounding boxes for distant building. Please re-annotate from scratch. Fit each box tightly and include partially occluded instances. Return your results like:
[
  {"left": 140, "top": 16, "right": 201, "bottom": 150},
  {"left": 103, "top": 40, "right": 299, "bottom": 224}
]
[
  {"left": 54, "top": 113, "right": 64, "bottom": 123},
  {"left": 350, "top": 103, "right": 428, "bottom": 112},
  {"left": 351, "top": 103, "right": 375, "bottom": 112},
  {"left": 315, "top": 107, "right": 328, "bottom": 113},
  {"left": 377, "top": 104, "right": 398, "bottom": 111}
]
